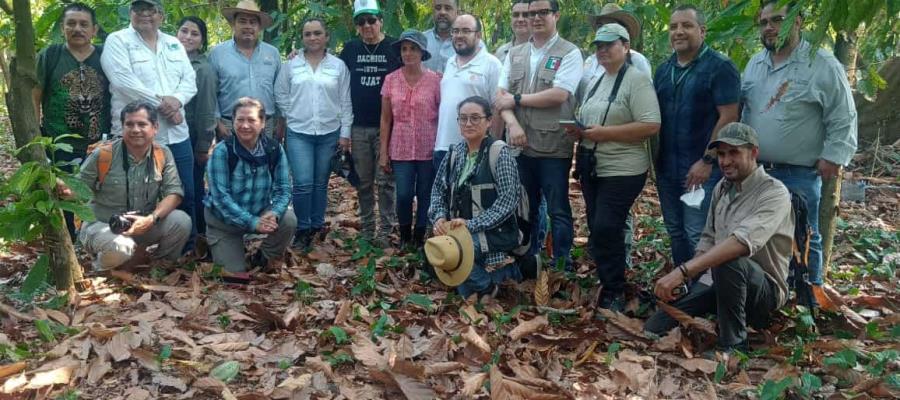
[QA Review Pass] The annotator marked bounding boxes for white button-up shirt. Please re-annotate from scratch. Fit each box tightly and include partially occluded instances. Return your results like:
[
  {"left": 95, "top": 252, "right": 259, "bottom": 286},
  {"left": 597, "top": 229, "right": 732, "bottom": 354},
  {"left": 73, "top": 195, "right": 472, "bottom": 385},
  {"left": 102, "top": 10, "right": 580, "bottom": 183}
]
[
  {"left": 101, "top": 25, "right": 196, "bottom": 145},
  {"left": 435, "top": 46, "right": 502, "bottom": 151},
  {"left": 274, "top": 52, "right": 353, "bottom": 139}
]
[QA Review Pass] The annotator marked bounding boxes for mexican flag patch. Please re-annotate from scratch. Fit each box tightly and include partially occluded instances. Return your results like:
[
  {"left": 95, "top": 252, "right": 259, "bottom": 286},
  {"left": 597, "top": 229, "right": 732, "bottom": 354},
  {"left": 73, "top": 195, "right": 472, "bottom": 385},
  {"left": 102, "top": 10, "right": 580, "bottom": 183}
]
[{"left": 545, "top": 56, "right": 562, "bottom": 71}]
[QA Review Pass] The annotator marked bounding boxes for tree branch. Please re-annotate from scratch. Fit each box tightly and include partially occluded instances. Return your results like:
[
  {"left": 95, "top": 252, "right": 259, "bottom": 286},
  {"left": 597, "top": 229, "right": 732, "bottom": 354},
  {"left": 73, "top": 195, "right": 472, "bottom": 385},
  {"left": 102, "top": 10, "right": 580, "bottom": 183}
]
[{"left": 0, "top": 0, "right": 11, "bottom": 15}]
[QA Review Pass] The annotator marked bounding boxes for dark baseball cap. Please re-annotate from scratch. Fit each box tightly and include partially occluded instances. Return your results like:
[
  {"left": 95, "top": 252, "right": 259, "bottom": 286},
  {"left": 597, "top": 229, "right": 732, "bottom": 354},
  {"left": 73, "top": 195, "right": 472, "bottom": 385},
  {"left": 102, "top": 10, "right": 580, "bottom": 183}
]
[
  {"left": 708, "top": 122, "right": 759, "bottom": 149},
  {"left": 132, "top": 0, "right": 163, "bottom": 9}
]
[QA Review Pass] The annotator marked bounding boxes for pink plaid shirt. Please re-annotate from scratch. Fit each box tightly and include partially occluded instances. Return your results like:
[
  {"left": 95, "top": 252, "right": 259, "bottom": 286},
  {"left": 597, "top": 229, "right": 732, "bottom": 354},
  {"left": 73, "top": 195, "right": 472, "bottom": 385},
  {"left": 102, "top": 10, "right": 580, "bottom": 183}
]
[{"left": 381, "top": 68, "right": 441, "bottom": 161}]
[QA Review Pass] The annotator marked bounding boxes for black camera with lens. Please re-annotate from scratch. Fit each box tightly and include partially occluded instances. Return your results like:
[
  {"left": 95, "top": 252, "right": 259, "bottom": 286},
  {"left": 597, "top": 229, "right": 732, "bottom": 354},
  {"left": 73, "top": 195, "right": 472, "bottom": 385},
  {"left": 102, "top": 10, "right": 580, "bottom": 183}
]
[
  {"left": 109, "top": 213, "right": 136, "bottom": 234},
  {"left": 573, "top": 145, "right": 598, "bottom": 181}
]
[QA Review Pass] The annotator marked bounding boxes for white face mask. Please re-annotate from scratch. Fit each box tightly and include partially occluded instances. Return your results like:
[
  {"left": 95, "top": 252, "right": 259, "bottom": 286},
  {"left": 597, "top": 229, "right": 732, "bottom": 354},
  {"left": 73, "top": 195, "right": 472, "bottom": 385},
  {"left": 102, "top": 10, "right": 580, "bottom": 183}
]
[{"left": 680, "top": 186, "right": 706, "bottom": 209}]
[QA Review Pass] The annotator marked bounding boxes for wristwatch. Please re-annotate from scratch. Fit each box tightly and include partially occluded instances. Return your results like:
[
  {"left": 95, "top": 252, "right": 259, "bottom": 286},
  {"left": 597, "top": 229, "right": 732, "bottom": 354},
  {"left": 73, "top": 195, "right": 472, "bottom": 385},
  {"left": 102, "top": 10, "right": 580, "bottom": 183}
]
[
  {"left": 701, "top": 153, "right": 716, "bottom": 165},
  {"left": 151, "top": 212, "right": 160, "bottom": 224},
  {"left": 513, "top": 94, "right": 522, "bottom": 108}
]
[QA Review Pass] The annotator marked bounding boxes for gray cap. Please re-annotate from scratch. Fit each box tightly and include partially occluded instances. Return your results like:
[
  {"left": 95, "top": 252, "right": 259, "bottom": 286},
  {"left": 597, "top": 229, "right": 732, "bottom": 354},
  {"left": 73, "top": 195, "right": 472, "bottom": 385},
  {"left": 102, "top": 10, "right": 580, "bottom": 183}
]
[
  {"left": 391, "top": 29, "right": 432, "bottom": 62},
  {"left": 132, "top": 0, "right": 163, "bottom": 8},
  {"left": 592, "top": 23, "right": 630, "bottom": 43},
  {"left": 707, "top": 122, "right": 760, "bottom": 149}
]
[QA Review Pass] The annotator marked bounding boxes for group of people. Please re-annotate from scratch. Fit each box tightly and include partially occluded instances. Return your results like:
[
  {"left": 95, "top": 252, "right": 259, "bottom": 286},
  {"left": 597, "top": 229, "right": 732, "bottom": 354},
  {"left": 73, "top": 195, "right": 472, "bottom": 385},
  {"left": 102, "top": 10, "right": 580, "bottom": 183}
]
[{"left": 40, "top": 0, "right": 857, "bottom": 354}]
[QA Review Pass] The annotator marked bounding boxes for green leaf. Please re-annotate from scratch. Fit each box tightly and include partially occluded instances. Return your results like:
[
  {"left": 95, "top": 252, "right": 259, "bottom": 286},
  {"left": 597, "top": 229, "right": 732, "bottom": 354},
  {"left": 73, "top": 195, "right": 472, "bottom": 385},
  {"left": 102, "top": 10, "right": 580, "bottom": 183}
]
[
  {"left": 758, "top": 377, "right": 794, "bottom": 400},
  {"left": 157, "top": 344, "right": 172, "bottom": 362},
  {"left": 824, "top": 348, "right": 858, "bottom": 368},
  {"left": 799, "top": 372, "right": 822, "bottom": 396},
  {"left": 714, "top": 362, "right": 727, "bottom": 383},
  {"left": 59, "top": 174, "right": 93, "bottom": 202},
  {"left": 35, "top": 319, "right": 56, "bottom": 342},
  {"left": 210, "top": 360, "right": 240, "bottom": 383},
  {"left": 605, "top": 342, "right": 621, "bottom": 365},
  {"left": 18, "top": 255, "right": 49, "bottom": 302},
  {"left": 403, "top": 294, "right": 433, "bottom": 311},
  {"left": 56, "top": 200, "right": 95, "bottom": 222},
  {"left": 328, "top": 326, "right": 349, "bottom": 345}
]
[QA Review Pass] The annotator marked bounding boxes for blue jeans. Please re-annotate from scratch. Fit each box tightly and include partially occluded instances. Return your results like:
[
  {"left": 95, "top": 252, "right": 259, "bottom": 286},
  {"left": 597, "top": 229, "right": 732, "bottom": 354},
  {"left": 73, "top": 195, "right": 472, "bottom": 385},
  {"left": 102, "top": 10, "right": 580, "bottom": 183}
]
[
  {"left": 190, "top": 135, "right": 208, "bottom": 235},
  {"left": 656, "top": 168, "right": 721, "bottom": 265},
  {"left": 392, "top": 160, "right": 434, "bottom": 228},
  {"left": 516, "top": 155, "right": 573, "bottom": 268},
  {"left": 167, "top": 138, "right": 195, "bottom": 249},
  {"left": 457, "top": 240, "right": 523, "bottom": 298},
  {"left": 285, "top": 128, "right": 340, "bottom": 231},
  {"left": 765, "top": 164, "right": 823, "bottom": 284}
]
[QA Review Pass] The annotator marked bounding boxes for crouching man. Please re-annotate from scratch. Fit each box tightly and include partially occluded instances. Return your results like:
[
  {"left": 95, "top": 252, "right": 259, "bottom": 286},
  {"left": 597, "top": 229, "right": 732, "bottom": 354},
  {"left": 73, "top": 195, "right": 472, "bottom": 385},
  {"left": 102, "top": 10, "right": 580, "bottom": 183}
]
[
  {"left": 204, "top": 97, "right": 295, "bottom": 273},
  {"left": 78, "top": 101, "right": 191, "bottom": 270},
  {"left": 646, "top": 123, "right": 794, "bottom": 353}
]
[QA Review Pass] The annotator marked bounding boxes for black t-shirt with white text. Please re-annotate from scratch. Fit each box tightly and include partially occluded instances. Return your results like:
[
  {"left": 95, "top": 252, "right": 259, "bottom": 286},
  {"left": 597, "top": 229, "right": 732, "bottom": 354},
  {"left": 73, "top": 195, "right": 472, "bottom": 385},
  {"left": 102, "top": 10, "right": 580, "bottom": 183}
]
[{"left": 339, "top": 36, "right": 401, "bottom": 127}]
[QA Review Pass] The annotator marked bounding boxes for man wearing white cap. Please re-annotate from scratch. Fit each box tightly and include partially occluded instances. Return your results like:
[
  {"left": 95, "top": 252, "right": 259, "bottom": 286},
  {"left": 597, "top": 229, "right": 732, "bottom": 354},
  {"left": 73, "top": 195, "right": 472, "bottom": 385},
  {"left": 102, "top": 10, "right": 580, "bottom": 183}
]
[
  {"left": 340, "top": 0, "right": 402, "bottom": 245},
  {"left": 208, "top": 0, "right": 282, "bottom": 140}
]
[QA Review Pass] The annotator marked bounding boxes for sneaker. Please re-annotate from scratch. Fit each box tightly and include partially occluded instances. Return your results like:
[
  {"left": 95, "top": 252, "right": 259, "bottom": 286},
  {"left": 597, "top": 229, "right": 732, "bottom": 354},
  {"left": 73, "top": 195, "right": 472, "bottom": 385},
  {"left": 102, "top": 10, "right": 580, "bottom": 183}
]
[{"left": 291, "top": 229, "right": 310, "bottom": 250}]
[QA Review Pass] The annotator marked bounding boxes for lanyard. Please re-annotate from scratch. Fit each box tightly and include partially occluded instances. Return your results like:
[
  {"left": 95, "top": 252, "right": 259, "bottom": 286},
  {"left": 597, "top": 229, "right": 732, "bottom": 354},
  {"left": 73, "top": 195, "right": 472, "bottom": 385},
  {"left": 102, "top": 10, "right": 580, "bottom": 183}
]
[
  {"left": 670, "top": 46, "right": 709, "bottom": 89},
  {"left": 121, "top": 146, "right": 154, "bottom": 211}
]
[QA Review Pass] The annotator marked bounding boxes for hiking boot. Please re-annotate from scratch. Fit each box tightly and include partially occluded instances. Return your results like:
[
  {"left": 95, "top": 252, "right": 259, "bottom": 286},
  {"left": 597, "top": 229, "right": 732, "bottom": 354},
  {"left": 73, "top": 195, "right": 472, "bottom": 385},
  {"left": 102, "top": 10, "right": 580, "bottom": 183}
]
[
  {"left": 292, "top": 229, "right": 311, "bottom": 250},
  {"left": 413, "top": 226, "right": 427, "bottom": 248},
  {"left": 249, "top": 251, "right": 269, "bottom": 269},
  {"left": 598, "top": 293, "right": 626, "bottom": 313},
  {"left": 399, "top": 224, "right": 413, "bottom": 250}
]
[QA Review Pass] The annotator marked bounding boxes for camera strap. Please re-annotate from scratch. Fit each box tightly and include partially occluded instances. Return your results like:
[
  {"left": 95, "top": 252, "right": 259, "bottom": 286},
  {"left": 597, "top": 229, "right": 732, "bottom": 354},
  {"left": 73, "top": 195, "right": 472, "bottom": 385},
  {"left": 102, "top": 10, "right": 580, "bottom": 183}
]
[
  {"left": 121, "top": 145, "right": 155, "bottom": 212},
  {"left": 582, "top": 63, "right": 629, "bottom": 152}
]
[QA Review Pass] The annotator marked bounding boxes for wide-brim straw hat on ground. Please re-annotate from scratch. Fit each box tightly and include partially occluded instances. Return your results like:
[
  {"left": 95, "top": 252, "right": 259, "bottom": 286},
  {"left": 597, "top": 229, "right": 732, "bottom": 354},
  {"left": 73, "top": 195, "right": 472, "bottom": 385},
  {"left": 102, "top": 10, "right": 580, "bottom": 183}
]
[
  {"left": 222, "top": 0, "right": 274, "bottom": 29},
  {"left": 424, "top": 225, "right": 475, "bottom": 287}
]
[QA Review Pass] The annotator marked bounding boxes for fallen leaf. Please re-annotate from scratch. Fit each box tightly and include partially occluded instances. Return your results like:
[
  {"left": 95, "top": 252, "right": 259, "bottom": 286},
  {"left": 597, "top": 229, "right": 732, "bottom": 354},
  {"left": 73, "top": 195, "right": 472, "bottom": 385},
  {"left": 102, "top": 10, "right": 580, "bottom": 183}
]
[
  {"left": 423, "top": 361, "right": 464, "bottom": 376},
  {"left": 535, "top": 271, "right": 551, "bottom": 306},
  {"left": 132, "top": 347, "right": 160, "bottom": 371},
  {"left": 153, "top": 373, "right": 188, "bottom": 392},
  {"left": 334, "top": 301, "right": 352, "bottom": 325},
  {"left": 0, "top": 302, "right": 33, "bottom": 321},
  {"left": 680, "top": 358, "right": 718, "bottom": 374},
  {"left": 508, "top": 315, "right": 549, "bottom": 341},
  {"left": 106, "top": 331, "right": 133, "bottom": 362},
  {"left": 277, "top": 373, "right": 312, "bottom": 390},
  {"left": 123, "top": 387, "right": 151, "bottom": 400},
  {"left": 352, "top": 334, "right": 385, "bottom": 368},
  {"left": 461, "top": 372, "right": 488, "bottom": 396},
  {"left": 25, "top": 362, "right": 78, "bottom": 389},
  {"left": 390, "top": 372, "right": 435, "bottom": 400},
  {"left": 653, "top": 327, "right": 682, "bottom": 352},
  {"left": 0, "top": 362, "right": 27, "bottom": 380},
  {"left": 86, "top": 357, "right": 111, "bottom": 385},
  {"left": 461, "top": 326, "right": 491, "bottom": 354}
]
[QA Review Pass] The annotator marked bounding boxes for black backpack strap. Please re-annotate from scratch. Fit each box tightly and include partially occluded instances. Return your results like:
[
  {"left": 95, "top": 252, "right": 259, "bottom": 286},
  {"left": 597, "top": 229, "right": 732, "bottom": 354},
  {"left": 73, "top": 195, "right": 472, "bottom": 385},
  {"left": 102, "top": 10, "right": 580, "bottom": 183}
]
[
  {"left": 264, "top": 137, "right": 281, "bottom": 178},
  {"left": 585, "top": 63, "right": 629, "bottom": 151},
  {"left": 226, "top": 136, "right": 239, "bottom": 174}
]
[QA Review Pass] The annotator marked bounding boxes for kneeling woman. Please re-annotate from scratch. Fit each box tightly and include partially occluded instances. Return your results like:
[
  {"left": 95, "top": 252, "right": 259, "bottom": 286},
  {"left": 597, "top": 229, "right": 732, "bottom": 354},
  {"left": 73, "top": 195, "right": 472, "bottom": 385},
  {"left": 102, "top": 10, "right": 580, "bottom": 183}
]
[{"left": 427, "top": 96, "right": 522, "bottom": 298}]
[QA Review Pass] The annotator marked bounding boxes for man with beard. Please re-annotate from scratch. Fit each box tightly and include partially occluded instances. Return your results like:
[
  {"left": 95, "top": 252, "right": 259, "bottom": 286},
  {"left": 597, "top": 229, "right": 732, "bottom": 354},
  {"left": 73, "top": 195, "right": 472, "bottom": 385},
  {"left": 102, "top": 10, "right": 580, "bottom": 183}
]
[
  {"left": 494, "top": 1, "right": 531, "bottom": 63},
  {"left": 648, "top": 122, "right": 794, "bottom": 354},
  {"left": 434, "top": 14, "right": 502, "bottom": 170},
  {"left": 740, "top": 0, "right": 856, "bottom": 297},
  {"left": 209, "top": 0, "right": 283, "bottom": 140},
  {"left": 339, "top": 0, "right": 401, "bottom": 246},
  {"left": 423, "top": 0, "right": 458, "bottom": 73}
]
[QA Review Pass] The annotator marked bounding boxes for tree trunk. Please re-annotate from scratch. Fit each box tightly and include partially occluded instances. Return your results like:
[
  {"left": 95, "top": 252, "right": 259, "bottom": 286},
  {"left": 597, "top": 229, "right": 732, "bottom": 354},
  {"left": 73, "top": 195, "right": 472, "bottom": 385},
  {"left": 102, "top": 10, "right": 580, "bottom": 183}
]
[
  {"left": 259, "top": 0, "right": 279, "bottom": 43},
  {"left": 819, "top": 31, "right": 858, "bottom": 277},
  {"left": 4, "top": 0, "right": 84, "bottom": 291}
]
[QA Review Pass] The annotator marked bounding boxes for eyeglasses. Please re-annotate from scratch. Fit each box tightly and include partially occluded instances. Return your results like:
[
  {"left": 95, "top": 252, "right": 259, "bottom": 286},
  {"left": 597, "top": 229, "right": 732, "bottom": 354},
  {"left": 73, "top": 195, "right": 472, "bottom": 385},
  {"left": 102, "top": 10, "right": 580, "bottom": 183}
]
[
  {"left": 457, "top": 115, "right": 487, "bottom": 125},
  {"left": 131, "top": 3, "right": 160, "bottom": 16},
  {"left": 450, "top": 28, "right": 479, "bottom": 36},
  {"left": 355, "top": 16, "right": 378, "bottom": 26},
  {"left": 527, "top": 9, "right": 556, "bottom": 18},
  {"left": 758, "top": 15, "right": 786, "bottom": 28},
  {"left": 511, "top": 12, "right": 528, "bottom": 18}
]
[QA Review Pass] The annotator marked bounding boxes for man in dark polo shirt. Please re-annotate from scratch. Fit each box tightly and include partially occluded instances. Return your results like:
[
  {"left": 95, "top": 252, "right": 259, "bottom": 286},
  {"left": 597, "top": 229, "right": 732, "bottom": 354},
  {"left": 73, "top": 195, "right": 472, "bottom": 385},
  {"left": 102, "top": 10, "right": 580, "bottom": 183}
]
[{"left": 654, "top": 4, "right": 740, "bottom": 266}]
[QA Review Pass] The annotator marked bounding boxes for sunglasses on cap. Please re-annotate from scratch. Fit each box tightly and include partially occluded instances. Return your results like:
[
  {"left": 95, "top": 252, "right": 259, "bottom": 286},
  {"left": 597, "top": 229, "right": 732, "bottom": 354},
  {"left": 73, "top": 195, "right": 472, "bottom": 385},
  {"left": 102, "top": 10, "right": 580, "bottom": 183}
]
[{"left": 355, "top": 15, "right": 379, "bottom": 26}]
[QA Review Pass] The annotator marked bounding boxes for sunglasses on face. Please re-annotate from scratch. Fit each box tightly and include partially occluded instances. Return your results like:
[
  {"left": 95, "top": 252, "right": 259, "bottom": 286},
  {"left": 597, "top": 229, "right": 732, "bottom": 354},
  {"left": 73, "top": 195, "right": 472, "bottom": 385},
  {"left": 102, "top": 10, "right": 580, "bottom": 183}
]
[{"left": 355, "top": 16, "right": 378, "bottom": 26}]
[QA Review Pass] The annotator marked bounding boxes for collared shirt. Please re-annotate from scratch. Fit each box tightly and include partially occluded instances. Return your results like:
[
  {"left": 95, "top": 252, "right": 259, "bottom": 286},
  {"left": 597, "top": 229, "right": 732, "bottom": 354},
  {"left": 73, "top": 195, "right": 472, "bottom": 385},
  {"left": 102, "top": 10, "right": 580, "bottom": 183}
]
[
  {"left": 185, "top": 52, "right": 218, "bottom": 153},
  {"left": 208, "top": 39, "right": 281, "bottom": 118},
  {"left": 498, "top": 33, "right": 582, "bottom": 94},
  {"left": 654, "top": 45, "right": 741, "bottom": 179},
  {"left": 381, "top": 68, "right": 442, "bottom": 161},
  {"left": 581, "top": 49, "right": 653, "bottom": 85},
  {"left": 423, "top": 28, "right": 455, "bottom": 73},
  {"left": 78, "top": 139, "right": 183, "bottom": 223},
  {"left": 741, "top": 40, "right": 858, "bottom": 167},
  {"left": 696, "top": 166, "right": 794, "bottom": 307},
  {"left": 435, "top": 47, "right": 503, "bottom": 151},
  {"left": 204, "top": 139, "right": 291, "bottom": 231},
  {"left": 429, "top": 141, "right": 520, "bottom": 267},
  {"left": 275, "top": 52, "right": 353, "bottom": 138},
  {"left": 101, "top": 26, "right": 196, "bottom": 145}
]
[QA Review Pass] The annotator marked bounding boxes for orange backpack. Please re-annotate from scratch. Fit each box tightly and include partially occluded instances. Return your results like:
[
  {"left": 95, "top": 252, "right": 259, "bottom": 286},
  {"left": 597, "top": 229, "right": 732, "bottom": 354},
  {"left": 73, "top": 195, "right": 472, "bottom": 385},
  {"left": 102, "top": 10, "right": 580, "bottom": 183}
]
[{"left": 92, "top": 141, "right": 166, "bottom": 186}]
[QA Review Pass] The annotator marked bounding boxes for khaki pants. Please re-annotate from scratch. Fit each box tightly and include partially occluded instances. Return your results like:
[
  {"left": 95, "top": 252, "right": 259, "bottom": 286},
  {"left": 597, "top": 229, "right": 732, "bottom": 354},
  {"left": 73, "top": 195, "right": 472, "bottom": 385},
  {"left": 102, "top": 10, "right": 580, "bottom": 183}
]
[
  {"left": 351, "top": 125, "right": 396, "bottom": 238},
  {"left": 204, "top": 208, "right": 297, "bottom": 272},
  {"left": 79, "top": 210, "right": 191, "bottom": 270}
]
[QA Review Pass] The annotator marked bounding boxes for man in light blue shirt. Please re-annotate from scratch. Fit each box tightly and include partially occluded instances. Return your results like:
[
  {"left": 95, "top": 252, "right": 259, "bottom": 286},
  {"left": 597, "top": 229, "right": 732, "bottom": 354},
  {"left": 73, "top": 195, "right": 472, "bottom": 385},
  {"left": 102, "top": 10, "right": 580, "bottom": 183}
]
[
  {"left": 741, "top": 0, "right": 857, "bottom": 293},
  {"left": 423, "top": 0, "right": 457, "bottom": 73},
  {"left": 209, "top": 1, "right": 283, "bottom": 139}
]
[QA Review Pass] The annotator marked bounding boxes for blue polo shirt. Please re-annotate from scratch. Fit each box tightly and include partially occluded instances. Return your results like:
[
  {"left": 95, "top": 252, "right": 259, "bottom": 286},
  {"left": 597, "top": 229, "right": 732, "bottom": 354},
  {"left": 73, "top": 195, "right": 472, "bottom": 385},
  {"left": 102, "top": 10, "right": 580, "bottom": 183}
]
[{"left": 654, "top": 45, "right": 740, "bottom": 180}]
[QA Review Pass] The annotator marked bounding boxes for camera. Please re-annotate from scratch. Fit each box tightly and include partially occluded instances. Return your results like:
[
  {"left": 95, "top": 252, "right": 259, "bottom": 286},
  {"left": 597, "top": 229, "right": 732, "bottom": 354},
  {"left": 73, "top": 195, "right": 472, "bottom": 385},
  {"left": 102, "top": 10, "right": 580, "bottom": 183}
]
[
  {"left": 109, "top": 213, "right": 137, "bottom": 234},
  {"left": 573, "top": 145, "right": 598, "bottom": 180}
]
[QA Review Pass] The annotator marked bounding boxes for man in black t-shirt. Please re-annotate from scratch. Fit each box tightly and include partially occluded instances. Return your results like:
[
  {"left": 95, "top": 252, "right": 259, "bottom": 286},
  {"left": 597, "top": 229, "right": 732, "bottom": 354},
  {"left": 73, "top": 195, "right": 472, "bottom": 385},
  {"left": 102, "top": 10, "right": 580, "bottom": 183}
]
[{"left": 339, "top": 0, "right": 401, "bottom": 245}]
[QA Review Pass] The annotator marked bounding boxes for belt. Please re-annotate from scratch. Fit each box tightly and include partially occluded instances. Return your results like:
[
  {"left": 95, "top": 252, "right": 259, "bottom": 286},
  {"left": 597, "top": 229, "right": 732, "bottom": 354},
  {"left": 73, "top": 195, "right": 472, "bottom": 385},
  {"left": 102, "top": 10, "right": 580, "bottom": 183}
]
[{"left": 760, "top": 162, "right": 809, "bottom": 170}]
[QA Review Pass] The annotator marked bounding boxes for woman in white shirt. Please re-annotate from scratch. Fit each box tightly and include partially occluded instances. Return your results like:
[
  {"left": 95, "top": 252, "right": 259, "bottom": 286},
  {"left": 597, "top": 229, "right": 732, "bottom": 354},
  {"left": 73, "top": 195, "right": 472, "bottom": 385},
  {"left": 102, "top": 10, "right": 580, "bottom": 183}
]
[{"left": 275, "top": 18, "right": 353, "bottom": 249}]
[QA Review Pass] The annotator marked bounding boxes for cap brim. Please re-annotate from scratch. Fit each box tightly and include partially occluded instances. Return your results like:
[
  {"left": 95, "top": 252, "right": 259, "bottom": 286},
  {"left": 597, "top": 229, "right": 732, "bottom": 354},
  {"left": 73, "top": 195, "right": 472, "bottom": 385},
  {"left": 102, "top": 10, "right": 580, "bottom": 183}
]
[
  {"left": 222, "top": 8, "right": 274, "bottom": 29},
  {"left": 707, "top": 138, "right": 752, "bottom": 150},
  {"left": 353, "top": 9, "right": 381, "bottom": 18},
  {"left": 432, "top": 226, "right": 475, "bottom": 287},
  {"left": 593, "top": 33, "right": 624, "bottom": 43}
]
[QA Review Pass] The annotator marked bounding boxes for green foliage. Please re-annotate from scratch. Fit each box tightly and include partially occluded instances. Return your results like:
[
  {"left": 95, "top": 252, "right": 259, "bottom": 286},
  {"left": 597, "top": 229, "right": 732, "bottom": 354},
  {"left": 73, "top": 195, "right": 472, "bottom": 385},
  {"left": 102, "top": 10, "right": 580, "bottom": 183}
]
[
  {"left": 293, "top": 280, "right": 316, "bottom": 304},
  {"left": 605, "top": 342, "right": 622, "bottom": 365},
  {"left": 758, "top": 377, "right": 794, "bottom": 400},
  {"left": 0, "top": 342, "right": 34, "bottom": 362},
  {"left": 157, "top": 344, "right": 173, "bottom": 365},
  {"left": 217, "top": 313, "right": 231, "bottom": 330},
  {"left": 403, "top": 293, "right": 434, "bottom": 312},
  {"left": 714, "top": 362, "right": 727, "bottom": 383},
  {"left": 210, "top": 360, "right": 241, "bottom": 383},
  {"left": 13, "top": 255, "right": 50, "bottom": 303},
  {"left": 324, "top": 351, "right": 355, "bottom": 367},
  {"left": 824, "top": 348, "right": 859, "bottom": 369},
  {"left": 54, "top": 390, "right": 79, "bottom": 400},
  {"left": 34, "top": 319, "right": 55, "bottom": 342},
  {"left": 352, "top": 257, "right": 377, "bottom": 296},
  {"left": 327, "top": 326, "right": 349, "bottom": 345}
]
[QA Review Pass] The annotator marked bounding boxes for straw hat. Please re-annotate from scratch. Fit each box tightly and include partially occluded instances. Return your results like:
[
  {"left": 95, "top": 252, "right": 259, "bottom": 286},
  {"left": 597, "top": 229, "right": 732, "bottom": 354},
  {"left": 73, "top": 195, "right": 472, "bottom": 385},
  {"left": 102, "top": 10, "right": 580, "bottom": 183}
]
[
  {"left": 589, "top": 3, "right": 641, "bottom": 42},
  {"left": 424, "top": 225, "right": 475, "bottom": 287},
  {"left": 222, "top": 0, "right": 273, "bottom": 29}
]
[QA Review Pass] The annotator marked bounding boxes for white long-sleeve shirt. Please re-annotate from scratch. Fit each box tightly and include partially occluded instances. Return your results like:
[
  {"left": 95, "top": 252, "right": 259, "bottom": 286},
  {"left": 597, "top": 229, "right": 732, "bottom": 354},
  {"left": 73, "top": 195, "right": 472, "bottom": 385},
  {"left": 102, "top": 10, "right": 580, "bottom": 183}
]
[
  {"left": 275, "top": 52, "right": 353, "bottom": 138},
  {"left": 101, "top": 25, "right": 196, "bottom": 145}
]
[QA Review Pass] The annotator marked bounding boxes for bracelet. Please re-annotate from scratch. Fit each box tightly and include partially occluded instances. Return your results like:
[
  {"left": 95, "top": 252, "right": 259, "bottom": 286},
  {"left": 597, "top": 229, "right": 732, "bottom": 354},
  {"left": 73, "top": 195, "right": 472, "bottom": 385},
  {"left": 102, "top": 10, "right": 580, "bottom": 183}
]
[{"left": 678, "top": 264, "right": 690, "bottom": 280}]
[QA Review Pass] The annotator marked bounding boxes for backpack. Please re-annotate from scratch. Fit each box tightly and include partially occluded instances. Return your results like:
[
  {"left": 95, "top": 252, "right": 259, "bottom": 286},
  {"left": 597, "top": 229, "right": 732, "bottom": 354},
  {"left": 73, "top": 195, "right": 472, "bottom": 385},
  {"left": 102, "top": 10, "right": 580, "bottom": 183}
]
[
  {"left": 711, "top": 183, "right": 813, "bottom": 307},
  {"left": 225, "top": 135, "right": 281, "bottom": 178},
  {"left": 448, "top": 139, "right": 532, "bottom": 257},
  {"left": 93, "top": 140, "right": 166, "bottom": 186}
]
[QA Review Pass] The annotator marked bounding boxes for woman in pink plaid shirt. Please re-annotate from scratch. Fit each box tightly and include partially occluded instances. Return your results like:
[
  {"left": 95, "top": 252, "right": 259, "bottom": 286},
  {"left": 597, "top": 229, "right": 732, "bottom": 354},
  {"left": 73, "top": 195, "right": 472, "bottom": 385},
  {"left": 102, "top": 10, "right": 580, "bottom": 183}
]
[{"left": 379, "top": 29, "right": 442, "bottom": 250}]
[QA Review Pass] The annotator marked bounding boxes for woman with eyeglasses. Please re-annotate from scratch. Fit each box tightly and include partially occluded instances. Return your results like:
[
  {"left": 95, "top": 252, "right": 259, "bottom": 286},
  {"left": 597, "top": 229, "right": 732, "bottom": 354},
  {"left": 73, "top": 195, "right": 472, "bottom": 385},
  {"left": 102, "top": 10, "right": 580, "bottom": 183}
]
[
  {"left": 378, "top": 30, "right": 441, "bottom": 249},
  {"left": 176, "top": 16, "right": 217, "bottom": 243},
  {"left": 275, "top": 18, "right": 353, "bottom": 250},
  {"left": 429, "top": 96, "right": 522, "bottom": 298},
  {"left": 568, "top": 24, "right": 660, "bottom": 312}
]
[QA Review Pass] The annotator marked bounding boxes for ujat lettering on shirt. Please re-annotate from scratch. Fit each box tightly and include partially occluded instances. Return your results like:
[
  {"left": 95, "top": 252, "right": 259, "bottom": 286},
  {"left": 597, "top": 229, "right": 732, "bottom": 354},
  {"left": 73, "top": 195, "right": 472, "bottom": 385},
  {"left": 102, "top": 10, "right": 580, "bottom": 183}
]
[{"left": 361, "top": 76, "right": 382, "bottom": 87}]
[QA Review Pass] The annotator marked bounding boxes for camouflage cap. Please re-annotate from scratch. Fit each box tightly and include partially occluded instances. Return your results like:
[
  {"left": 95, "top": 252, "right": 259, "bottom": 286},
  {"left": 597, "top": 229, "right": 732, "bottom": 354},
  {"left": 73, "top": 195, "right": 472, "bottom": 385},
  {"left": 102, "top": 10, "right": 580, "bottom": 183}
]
[{"left": 707, "top": 122, "right": 760, "bottom": 149}]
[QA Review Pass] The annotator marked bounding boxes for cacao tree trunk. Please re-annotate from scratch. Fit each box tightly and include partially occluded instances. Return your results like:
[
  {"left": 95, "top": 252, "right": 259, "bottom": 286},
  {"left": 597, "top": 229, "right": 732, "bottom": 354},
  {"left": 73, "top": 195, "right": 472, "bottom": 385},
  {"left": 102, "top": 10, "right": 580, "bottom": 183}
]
[{"left": 4, "top": 0, "right": 84, "bottom": 291}]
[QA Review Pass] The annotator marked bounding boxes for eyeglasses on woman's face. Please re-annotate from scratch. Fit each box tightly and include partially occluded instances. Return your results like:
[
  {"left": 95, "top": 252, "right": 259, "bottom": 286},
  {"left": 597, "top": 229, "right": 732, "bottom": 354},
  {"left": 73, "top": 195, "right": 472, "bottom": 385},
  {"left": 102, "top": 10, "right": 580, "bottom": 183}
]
[{"left": 457, "top": 114, "right": 487, "bottom": 126}]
